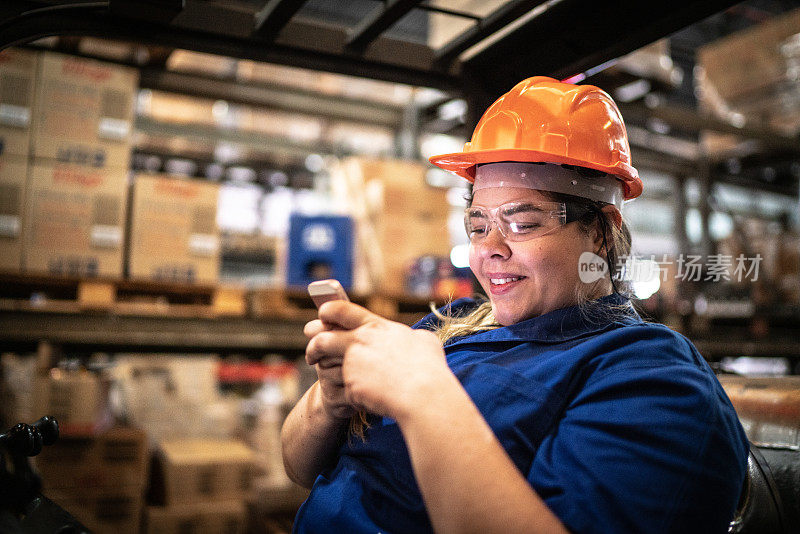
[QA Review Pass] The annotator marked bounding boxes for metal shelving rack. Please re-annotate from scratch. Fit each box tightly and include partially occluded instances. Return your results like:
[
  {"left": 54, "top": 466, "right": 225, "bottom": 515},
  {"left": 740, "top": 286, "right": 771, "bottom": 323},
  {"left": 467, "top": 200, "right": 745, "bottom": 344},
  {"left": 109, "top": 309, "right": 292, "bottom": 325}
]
[
  {"left": 2, "top": 0, "right": 799, "bottom": 360},
  {"left": 0, "top": 308, "right": 309, "bottom": 354}
]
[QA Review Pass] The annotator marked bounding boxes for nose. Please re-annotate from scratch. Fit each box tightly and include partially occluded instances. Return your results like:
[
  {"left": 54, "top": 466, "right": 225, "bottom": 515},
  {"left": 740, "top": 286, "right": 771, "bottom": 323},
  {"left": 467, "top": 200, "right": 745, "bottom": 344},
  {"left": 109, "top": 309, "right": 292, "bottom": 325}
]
[{"left": 477, "top": 223, "right": 511, "bottom": 259}]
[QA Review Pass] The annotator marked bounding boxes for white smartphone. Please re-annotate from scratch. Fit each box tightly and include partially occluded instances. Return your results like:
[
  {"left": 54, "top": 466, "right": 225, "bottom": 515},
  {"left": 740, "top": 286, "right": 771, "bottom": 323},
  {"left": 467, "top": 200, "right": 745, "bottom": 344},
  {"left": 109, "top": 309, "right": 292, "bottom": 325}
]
[{"left": 308, "top": 279, "right": 350, "bottom": 308}]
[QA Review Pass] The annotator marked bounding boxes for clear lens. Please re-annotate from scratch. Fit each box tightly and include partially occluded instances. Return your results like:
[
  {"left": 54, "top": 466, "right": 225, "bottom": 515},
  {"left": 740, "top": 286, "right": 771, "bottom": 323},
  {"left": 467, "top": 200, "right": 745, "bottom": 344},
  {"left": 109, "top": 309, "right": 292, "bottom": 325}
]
[{"left": 465, "top": 201, "right": 566, "bottom": 242}]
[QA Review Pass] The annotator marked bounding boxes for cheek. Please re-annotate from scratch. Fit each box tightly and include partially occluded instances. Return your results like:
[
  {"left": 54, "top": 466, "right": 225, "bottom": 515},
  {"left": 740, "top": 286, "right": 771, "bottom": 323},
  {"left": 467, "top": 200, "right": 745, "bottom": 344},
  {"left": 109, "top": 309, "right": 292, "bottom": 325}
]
[
  {"left": 468, "top": 244, "right": 482, "bottom": 277},
  {"left": 523, "top": 240, "right": 582, "bottom": 279}
]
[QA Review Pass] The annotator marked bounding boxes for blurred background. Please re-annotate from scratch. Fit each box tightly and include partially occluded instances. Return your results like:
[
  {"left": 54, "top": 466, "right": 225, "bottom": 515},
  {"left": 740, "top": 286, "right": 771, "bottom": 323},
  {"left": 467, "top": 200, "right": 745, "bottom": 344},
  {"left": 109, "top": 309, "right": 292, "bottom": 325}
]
[{"left": 1, "top": 1, "right": 799, "bottom": 532}]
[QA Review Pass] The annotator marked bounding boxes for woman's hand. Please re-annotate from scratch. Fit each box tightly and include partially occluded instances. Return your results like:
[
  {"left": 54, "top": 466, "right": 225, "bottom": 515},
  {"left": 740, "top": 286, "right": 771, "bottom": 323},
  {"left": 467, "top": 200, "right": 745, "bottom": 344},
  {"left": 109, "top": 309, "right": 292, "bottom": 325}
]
[
  {"left": 305, "top": 300, "right": 450, "bottom": 421},
  {"left": 304, "top": 316, "right": 356, "bottom": 420}
]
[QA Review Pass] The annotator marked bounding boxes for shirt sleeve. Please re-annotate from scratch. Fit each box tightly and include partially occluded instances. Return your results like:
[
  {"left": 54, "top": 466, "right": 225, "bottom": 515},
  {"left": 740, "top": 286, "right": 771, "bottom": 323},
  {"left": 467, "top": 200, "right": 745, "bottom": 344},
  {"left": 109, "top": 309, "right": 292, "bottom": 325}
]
[{"left": 528, "top": 326, "right": 748, "bottom": 534}]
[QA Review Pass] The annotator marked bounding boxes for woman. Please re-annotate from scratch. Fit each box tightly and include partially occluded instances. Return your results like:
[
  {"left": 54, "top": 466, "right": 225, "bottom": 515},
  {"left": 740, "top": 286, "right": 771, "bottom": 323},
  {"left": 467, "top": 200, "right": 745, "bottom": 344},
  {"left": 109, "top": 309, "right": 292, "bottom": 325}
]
[{"left": 281, "top": 77, "right": 748, "bottom": 533}]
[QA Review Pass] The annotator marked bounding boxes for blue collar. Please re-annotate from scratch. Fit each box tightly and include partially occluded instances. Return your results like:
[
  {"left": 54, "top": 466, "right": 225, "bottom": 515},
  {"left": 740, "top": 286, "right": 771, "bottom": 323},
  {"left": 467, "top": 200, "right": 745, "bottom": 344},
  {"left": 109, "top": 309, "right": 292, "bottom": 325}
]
[{"left": 444, "top": 293, "right": 642, "bottom": 347}]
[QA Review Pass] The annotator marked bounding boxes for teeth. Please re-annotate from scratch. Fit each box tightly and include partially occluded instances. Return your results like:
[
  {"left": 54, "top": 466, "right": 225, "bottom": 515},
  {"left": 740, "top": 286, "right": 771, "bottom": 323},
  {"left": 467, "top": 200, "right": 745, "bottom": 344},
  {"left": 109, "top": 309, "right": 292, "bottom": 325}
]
[{"left": 490, "top": 277, "right": 522, "bottom": 285}]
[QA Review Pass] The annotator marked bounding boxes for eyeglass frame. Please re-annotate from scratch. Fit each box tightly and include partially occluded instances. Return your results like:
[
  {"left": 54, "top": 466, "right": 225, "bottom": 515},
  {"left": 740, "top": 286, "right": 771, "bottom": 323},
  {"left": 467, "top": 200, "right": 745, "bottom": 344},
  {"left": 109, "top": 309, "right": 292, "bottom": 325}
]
[{"left": 464, "top": 200, "right": 594, "bottom": 243}]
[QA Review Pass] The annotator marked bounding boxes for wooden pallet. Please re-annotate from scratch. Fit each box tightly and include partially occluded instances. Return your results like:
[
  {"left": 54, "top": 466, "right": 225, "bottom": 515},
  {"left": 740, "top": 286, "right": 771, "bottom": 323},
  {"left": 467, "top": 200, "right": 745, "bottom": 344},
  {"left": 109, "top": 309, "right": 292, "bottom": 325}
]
[
  {"left": 0, "top": 273, "right": 247, "bottom": 318},
  {"left": 250, "top": 287, "right": 439, "bottom": 325},
  {"left": 0, "top": 273, "right": 443, "bottom": 323}
]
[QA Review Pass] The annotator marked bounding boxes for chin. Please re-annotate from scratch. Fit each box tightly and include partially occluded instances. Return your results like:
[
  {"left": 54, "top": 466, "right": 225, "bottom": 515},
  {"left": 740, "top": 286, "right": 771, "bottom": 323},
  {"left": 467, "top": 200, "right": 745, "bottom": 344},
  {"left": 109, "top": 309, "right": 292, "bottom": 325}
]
[{"left": 491, "top": 304, "right": 530, "bottom": 326}]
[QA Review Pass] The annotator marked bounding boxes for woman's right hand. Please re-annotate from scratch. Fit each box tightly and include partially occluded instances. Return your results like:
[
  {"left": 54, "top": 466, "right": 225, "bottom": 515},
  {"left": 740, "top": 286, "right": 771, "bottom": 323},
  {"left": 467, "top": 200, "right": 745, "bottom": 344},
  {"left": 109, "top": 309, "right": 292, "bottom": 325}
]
[{"left": 304, "top": 318, "right": 356, "bottom": 420}]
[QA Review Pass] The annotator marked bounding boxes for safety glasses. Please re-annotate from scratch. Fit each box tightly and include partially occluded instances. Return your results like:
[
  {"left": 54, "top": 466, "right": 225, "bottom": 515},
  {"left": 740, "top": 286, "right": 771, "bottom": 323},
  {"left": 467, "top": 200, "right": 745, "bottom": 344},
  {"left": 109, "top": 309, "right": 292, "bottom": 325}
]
[{"left": 464, "top": 200, "right": 587, "bottom": 242}]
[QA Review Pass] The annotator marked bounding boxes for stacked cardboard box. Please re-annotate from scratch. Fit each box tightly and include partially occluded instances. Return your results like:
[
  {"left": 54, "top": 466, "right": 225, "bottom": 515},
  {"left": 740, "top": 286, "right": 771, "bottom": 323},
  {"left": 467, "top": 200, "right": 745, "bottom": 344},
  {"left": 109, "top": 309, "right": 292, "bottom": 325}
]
[
  {"left": 127, "top": 173, "right": 221, "bottom": 284},
  {"left": 33, "top": 368, "right": 108, "bottom": 435},
  {"left": 0, "top": 47, "right": 38, "bottom": 272},
  {"left": 22, "top": 51, "right": 138, "bottom": 277},
  {"left": 24, "top": 162, "right": 129, "bottom": 277},
  {"left": 146, "top": 438, "right": 254, "bottom": 533},
  {"left": 36, "top": 427, "right": 149, "bottom": 534},
  {"left": 29, "top": 52, "right": 138, "bottom": 168},
  {"left": 145, "top": 500, "right": 247, "bottom": 534},
  {"left": 0, "top": 353, "right": 37, "bottom": 427},
  {"left": 331, "top": 157, "right": 451, "bottom": 295}
]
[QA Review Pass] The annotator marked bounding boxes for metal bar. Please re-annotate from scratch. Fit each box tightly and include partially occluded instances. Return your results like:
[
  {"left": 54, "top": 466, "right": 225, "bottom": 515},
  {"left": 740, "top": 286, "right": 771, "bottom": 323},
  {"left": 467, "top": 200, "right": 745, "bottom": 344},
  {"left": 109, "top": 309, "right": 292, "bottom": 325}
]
[
  {"left": 0, "top": 1, "right": 109, "bottom": 44},
  {"left": 618, "top": 103, "right": 800, "bottom": 154},
  {"left": 0, "top": 7, "right": 462, "bottom": 92},
  {"left": 674, "top": 174, "right": 691, "bottom": 255},
  {"left": 134, "top": 116, "right": 338, "bottom": 159},
  {"left": 433, "top": 0, "right": 546, "bottom": 68},
  {"left": 109, "top": 0, "right": 184, "bottom": 23},
  {"left": 139, "top": 69, "right": 404, "bottom": 128},
  {"left": 462, "top": 0, "right": 740, "bottom": 98},
  {"left": 417, "top": 3, "right": 481, "bottom": 21},
  {"left": 0, "top": 1, "right": 39, "bottom": 21},
  {"left": 345, "top": 0, "right": 423, "bottom": 54},
  {"left": 253, "top": 0, "right": 307, "bottom": 41},
  {"left": 0, "top": 310, "right": 309, "bottom": 353}
]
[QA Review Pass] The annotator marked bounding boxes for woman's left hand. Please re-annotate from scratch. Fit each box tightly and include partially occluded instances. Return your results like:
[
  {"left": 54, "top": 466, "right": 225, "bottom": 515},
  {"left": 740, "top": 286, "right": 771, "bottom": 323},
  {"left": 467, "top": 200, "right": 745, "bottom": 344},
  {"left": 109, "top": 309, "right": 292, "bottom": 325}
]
[{"left": 310, "top": 300, "right": 451, "bottom": 420}]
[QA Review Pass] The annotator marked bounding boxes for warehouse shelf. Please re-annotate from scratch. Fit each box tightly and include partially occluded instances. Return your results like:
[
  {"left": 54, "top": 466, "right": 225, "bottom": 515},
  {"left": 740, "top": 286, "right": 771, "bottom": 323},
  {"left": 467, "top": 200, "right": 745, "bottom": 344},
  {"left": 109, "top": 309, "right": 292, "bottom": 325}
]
[
  {"left": 0, "top": 309, "right": 309, "bottom": 354},
  {"left": 0, "top": 273, "right": 440, "bottom": 354},
  {"left": 0, "top": 272, "right": 247, "bottom": 318},
  {"left": 134, "top": 116, "right": 338, "bottom": 162},
  {"left": 138, "top": 69, "right": 406, "bottom": 129}
]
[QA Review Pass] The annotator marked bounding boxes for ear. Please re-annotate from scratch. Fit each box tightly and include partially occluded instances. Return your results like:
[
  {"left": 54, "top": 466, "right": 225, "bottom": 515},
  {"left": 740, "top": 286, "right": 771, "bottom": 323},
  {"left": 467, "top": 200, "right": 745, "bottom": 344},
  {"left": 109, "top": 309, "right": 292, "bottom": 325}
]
[{"left": 601, "top": 204, "right": 622, "bottom": 230}]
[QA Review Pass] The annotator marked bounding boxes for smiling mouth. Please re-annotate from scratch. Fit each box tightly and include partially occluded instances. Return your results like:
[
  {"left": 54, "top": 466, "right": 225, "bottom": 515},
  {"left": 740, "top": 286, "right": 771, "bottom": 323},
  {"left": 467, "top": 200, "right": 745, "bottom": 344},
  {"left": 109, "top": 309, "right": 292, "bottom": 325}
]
[{"left": 489, "top": 276, "right": 526, "bottom": 286}]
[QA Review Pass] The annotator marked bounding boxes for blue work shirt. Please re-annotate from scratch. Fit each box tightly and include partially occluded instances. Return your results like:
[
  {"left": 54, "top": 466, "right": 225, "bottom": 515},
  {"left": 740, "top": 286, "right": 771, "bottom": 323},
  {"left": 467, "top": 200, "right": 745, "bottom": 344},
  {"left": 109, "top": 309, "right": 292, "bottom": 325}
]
[{"left": 293, "top": 293, "right": 749, "bottom": 533}]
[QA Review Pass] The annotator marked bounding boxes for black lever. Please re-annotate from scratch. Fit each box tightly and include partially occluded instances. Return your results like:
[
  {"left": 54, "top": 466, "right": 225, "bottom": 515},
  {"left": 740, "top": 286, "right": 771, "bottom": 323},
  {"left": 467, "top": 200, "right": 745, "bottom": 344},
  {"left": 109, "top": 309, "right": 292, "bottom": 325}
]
[
  {"left": 0, "top": 416, "right": 59, "bottom": 457},
  {"left": 0, "top": 416, "right": 90, "bottom": 532}
]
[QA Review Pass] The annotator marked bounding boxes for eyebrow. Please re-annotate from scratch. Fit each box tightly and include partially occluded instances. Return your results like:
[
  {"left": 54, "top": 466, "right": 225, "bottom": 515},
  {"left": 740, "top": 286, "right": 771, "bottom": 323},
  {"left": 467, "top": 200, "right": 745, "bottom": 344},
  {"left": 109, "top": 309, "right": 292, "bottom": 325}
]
[{"left": 503, "top": 203, "right": 546, "bottom": 215}]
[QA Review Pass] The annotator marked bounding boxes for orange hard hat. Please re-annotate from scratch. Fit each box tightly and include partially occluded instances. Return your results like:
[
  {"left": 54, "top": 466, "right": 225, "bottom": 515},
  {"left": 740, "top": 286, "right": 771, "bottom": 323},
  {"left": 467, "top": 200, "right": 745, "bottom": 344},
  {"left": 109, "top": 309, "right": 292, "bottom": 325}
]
[{"left": 429, "top": 76, "right": 642, "bottom": 200}]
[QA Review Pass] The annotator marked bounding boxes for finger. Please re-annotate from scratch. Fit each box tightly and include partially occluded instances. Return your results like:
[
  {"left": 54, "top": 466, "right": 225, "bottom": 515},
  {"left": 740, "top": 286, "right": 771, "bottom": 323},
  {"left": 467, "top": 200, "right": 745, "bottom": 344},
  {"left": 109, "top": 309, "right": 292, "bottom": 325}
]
[
  {"left": 316, "top": 355, "right": 343, "bottom": 369},
  {"left": 305, "top": 330, "right": 355, "bottom": 366},
  {"left": 304, "top": 319, "right": 325, "bottom": 338},
  {"left": 318, "top": 300, "right": 380, "bottom": 331}
]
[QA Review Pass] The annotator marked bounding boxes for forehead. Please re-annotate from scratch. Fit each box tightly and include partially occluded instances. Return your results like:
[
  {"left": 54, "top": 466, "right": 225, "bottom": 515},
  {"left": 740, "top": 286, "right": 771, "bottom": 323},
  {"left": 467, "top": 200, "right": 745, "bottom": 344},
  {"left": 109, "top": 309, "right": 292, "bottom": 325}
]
[{"left": 471, "top": 187, "right": 552, "bottom": 208}]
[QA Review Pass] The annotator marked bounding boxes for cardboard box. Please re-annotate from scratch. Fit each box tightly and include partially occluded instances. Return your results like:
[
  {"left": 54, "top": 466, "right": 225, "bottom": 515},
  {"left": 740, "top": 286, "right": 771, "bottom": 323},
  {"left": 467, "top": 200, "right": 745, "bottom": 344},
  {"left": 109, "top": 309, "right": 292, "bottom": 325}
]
[
  {"left": 23, "top": 160, "right": 128, "bottom": 277},
  {"left": 36, "top": 426, "right": 149, "bottom": 491},
  {"left": 149, "top": 439, "right": 254, "bottom": 505},
  {"left": 332, "top": 158, "right": 451, "bottom": 294},
  {"left": 0, "top": 352, "right": 38, "bottom": 426},
  {"left": 33, "top": 368, "right": 107, "bottom": 435},
  {"left": 696, "top": 7, "right": 800, "bottom": 134},
  {"left": 145, "top": 500, "right": 246, "bottom": 534},
  {"left": 47, "top": 485, "right": 143, "bottom": 534},
  {"left": 110, "top": 354, "right": 224, "bottom": 444},
  {"left": 0, "top": 153, "right": 27, "bottom": 272},
  {"left": 30, "top": 51, "right": 138, "bottom": 168},
  {"left": 0, "top": 47, "right": 37, "bottom": 157},
  {"left": 697, "top": 8, "right": 800, "bottom": 103},
  {"left": 141, "top": 90, "right": 217, "bottom": 126},
  {"left": 127, "top": 173, "right": 220, "bottom": 284}
]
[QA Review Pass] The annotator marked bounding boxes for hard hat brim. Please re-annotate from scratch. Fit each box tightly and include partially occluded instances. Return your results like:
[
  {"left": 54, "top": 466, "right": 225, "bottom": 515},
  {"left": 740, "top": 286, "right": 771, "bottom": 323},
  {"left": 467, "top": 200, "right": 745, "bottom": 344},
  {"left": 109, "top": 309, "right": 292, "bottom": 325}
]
[{"left": 429, "top": 148, "right": 642, "bottom": 200}]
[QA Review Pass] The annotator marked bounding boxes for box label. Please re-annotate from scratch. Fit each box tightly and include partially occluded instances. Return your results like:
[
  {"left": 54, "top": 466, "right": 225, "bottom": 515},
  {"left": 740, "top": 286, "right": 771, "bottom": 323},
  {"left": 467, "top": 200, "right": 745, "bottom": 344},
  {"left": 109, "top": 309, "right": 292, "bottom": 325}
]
[
  {"left": 188, "top": 233, "right": 219, "bottom": 257},
  {"left": 98, "top": 117, "right": 131, "bottom": 141},
  {"left": 90, "top": 224, "right": 122, "bottom": 249},
  {"left": 56, "top": 145, "right": 107, "bottom": 167},
  {"left": 0, "top": 214, "right": 20, "bottom": 237},
  {"left": 0, "top": 104, "right": 30, "bottom": 128}
]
